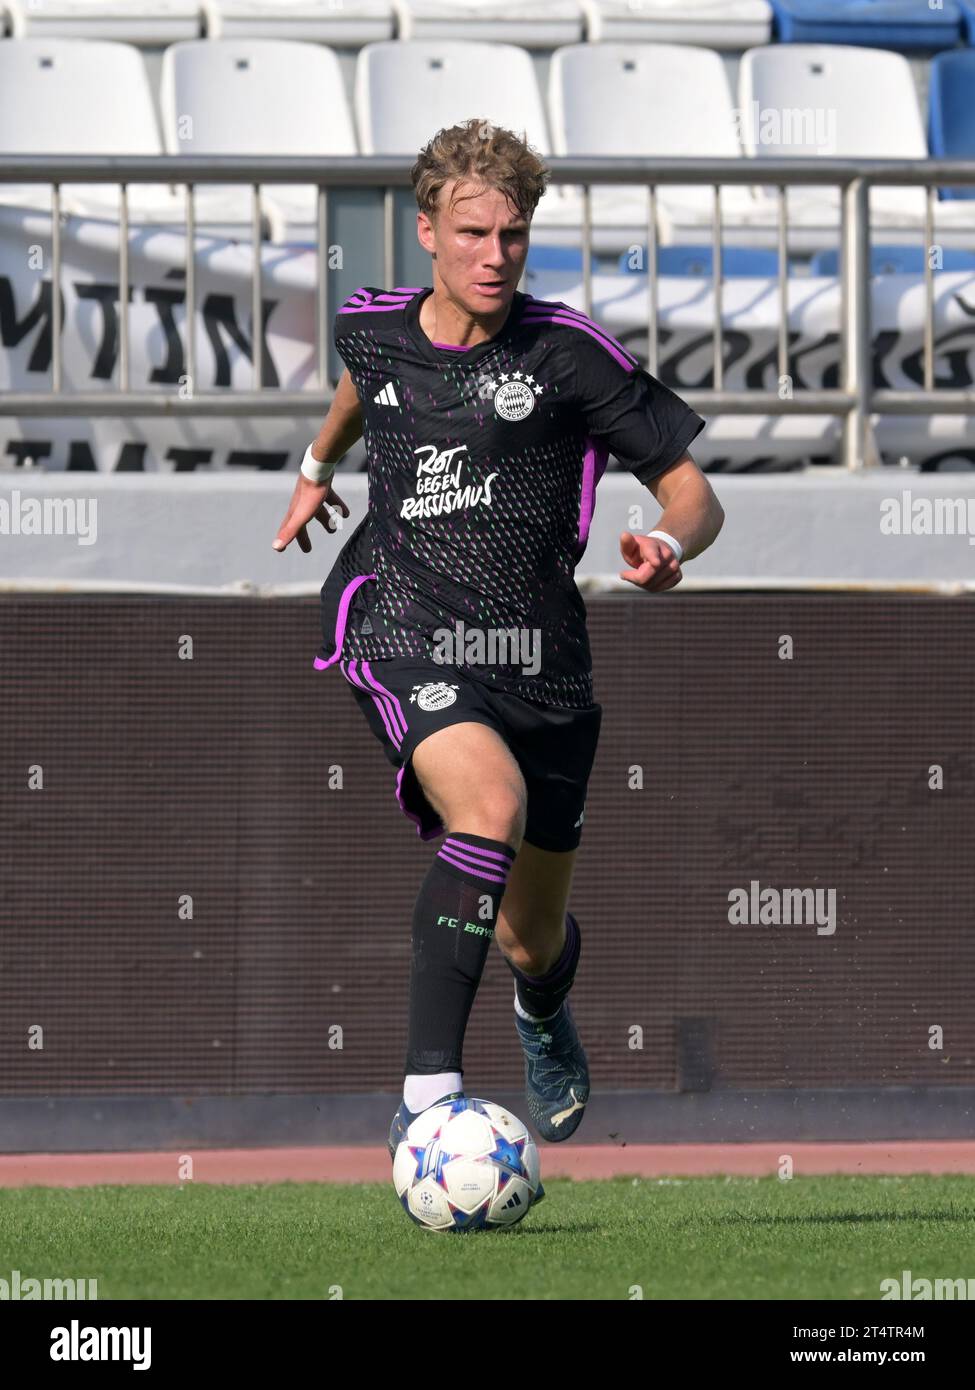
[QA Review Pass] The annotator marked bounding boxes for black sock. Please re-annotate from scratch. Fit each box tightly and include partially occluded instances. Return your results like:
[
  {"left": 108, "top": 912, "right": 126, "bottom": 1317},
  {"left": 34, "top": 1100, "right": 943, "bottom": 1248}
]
[
  {"left": 507, "top": 910, "right": 581, "bottom": 1020},
  {"left": 406, "top": 833, "right": 516, "bottom": 1075}
]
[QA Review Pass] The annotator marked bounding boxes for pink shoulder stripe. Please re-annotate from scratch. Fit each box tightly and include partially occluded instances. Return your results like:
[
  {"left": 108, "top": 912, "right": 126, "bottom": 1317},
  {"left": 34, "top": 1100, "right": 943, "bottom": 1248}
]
[
  {"left": 337, "top": 286, "right": 420, "bottom": 316},
  {"left": 522, "top": 299, "right": 639, "bottom": 372}
]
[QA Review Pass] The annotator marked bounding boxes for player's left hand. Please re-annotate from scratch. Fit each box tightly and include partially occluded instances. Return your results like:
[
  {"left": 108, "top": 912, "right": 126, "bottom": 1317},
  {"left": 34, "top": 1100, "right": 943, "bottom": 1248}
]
[{"left": 618, "top": 531, "right": 683, "bottom": 592}]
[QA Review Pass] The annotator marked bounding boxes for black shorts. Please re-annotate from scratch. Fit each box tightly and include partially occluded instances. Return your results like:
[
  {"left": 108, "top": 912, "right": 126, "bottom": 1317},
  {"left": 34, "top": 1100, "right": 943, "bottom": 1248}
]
[{"left": 333, "top": 656, "right": 602, "bottom": 853}]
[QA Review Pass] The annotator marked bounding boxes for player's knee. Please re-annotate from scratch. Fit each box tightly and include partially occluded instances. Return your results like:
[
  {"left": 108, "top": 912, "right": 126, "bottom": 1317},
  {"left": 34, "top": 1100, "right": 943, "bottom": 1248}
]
[
  {"left": 491, "top": 784, "right": 527, "bottom": 848},
  {"left": 447, "top": 779, "right": 526, "bottom": 848}
]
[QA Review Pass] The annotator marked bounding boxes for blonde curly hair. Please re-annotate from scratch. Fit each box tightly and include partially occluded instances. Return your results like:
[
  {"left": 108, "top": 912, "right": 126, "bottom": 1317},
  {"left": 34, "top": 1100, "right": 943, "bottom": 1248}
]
[{"left": 411, "top": 118, "right": 550, "bottom": 224}]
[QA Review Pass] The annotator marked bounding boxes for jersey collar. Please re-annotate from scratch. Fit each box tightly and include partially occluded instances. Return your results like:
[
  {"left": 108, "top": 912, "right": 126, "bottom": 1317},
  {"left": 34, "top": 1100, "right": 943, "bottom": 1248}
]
[{"left": 404, "top": 286, "right": 526, "bottom": 365}]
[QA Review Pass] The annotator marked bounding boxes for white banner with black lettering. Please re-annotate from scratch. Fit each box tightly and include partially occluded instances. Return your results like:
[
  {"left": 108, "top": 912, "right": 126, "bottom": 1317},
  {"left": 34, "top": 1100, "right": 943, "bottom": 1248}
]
[{"left": 3, "top": 204, "right": 975, "bottom": 471}]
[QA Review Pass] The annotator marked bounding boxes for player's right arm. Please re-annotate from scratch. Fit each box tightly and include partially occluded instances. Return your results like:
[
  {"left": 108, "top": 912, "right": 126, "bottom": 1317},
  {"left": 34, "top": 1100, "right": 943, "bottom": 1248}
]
[{"left": 272, "top": 368, "right": 362, "bottom": 554}]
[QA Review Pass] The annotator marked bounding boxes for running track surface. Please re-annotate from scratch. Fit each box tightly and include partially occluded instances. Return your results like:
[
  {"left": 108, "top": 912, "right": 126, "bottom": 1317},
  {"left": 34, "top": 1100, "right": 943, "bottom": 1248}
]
[{"left": 2, "top": 1143, "right": 974, "bottom": 1187}]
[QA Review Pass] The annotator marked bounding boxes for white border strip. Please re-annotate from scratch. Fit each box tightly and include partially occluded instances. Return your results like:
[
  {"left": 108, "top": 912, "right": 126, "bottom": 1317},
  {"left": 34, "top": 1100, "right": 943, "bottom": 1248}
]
[{"left": 2, "top": 577, "right": 974, "bottom": 598}]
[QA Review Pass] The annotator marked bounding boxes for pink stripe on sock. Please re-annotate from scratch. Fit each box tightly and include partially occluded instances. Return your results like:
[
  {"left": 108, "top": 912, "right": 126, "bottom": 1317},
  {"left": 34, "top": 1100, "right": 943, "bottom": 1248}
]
[
  {"left": 443, "top": 837, "right": 514, "bottom": 866},
  {"left": 437, "top": 849, "right": 509, "bottom": 884}
]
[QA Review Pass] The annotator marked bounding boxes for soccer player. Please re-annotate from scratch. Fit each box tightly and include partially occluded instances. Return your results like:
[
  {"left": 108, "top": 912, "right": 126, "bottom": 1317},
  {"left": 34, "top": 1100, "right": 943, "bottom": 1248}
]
[{"left": 273, "top": 120, "right": 724, "bottom": 1156}]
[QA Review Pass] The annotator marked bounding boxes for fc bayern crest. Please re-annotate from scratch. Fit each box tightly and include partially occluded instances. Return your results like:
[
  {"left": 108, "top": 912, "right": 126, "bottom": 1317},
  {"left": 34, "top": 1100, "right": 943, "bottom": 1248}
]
[
  {"left": 411, "top": 682, "right": 460, "bottom": 712},
  {"left": 486, "top": 371, "right": 543, "bottom": 421}
]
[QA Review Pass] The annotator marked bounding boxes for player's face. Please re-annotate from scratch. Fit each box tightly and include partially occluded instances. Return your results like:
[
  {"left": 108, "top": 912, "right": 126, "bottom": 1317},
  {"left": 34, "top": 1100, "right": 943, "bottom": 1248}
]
[{"left": 421, "top": 180, "right": 529, "bottom": 315}]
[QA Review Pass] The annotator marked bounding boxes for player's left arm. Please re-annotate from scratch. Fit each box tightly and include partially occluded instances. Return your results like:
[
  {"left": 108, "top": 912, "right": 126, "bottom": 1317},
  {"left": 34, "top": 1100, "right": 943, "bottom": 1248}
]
[
  {"left": 619, "top": 452, "right": 725, "bottom": 593},
  {"left": 569, "top": 323, "right": 722, "bottom": 591}
]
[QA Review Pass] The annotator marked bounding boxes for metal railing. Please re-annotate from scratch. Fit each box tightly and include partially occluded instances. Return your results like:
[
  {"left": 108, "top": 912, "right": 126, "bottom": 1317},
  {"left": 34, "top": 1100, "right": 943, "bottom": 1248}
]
[{"left": 2, "top": 155, "right": 975, "bottom": 469}]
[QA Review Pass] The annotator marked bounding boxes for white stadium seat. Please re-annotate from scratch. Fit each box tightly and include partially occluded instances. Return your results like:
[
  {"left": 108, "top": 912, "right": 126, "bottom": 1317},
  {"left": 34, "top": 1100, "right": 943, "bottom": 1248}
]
[
  {"left": 549, "top": 43, "right": 766, "bottom": 232},
  {"left": 356, "top": 40, "right": 600, "bottom": 234},
  {"left": 739, "top": 44, "right": 930, "bottom": 228},
  {"left": 161, "top": 39, "right": 357, "bottom": 236},
  {"left": 6, "top": 0, "right": 201, "bottom": 43},
  {"left": 393, "top": 0, "right": 582, "bottom": 47},
  {"left": 203, "top": 0, "right": 394, "bottom": 43},
  {"left": 0, "top": 39, "right": 184, "bottom": 221},
  {"left": 582, "top": 0, "right": 771, "bottom": 48},
  {"left": 356, "top": 40, "right": 551, "bottom": 154}
]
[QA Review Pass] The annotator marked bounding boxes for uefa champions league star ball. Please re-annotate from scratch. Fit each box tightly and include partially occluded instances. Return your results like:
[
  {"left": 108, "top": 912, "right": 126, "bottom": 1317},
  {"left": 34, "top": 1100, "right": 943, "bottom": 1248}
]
[{"left": 392, "top": 1097, "right": 543, "bottom": 1232}]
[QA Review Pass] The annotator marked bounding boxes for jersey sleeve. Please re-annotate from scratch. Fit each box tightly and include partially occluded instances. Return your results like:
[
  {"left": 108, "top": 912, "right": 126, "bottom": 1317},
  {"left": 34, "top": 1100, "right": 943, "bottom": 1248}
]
[
  {"left": 332, "top": 287, "right": 389, "bottom": 407},
  {"left": 333, "top": 286, "right": 387, "bottom": 364},
  {"left": 572, "top": 329, "right": 705, "bottom": 485}
]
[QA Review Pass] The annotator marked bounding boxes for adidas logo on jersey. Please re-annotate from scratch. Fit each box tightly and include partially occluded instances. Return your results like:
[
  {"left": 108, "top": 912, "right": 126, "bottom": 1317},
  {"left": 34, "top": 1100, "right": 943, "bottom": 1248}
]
[{"left": 374, "top": 382, "right": 399, "bottom": 407}]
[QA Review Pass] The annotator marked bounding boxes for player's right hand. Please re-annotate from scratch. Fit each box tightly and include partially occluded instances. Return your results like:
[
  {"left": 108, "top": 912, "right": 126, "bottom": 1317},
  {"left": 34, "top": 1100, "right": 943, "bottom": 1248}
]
[{"left": 272, "top": 474, "right": 350, "bottom": 555}]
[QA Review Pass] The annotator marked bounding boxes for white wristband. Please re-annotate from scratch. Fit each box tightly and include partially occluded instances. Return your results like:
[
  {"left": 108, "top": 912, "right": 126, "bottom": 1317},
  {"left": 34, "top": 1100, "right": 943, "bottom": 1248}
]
[
  {"left": 300, "top": 443, "right": 336, "bottom": 485},
  {"left": 646, "top": 529, "right": 683, "bottom": 563}
]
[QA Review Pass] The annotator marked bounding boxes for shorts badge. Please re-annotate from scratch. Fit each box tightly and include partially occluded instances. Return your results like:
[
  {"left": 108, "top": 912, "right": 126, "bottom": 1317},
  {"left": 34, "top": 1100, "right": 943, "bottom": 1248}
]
[{"left": 410, "top": 682, "right": 461, "bottom": 712}]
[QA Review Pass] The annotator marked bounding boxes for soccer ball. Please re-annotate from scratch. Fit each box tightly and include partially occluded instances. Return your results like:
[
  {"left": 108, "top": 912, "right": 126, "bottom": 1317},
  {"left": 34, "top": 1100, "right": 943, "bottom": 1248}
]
[{"left": 392, "top": 1096, "right": 543, "bottom": 1232}]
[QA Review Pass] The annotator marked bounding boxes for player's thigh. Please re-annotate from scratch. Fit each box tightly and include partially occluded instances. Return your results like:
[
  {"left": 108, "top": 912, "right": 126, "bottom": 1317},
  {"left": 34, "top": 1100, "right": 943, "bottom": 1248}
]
[
  {"left": 495, "top": 841, "right": 577, "bottom": 963},
  {"left": 410, "top": 720, "right": 528, "bottom": 843}
]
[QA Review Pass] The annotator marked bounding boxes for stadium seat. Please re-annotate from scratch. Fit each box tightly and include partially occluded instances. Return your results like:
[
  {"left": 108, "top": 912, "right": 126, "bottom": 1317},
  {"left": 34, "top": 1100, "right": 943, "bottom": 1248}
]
[
  {"left": 526, "top": 245, "right": 587, "bottom": 272},
  {"left": 0, "top": 39, "right": 183, "bottom": 221},
  {"left": 360, "top": 39, "right": 630, "bottom": 237},
  {"left": 582, "top": 0, "right": 772, "bottom": 48},
  {"left": 962, "top": 0, "right": 975, "bottom": 42},
  {"left": 354, "top": 40, "right": 587, "bottom": 233},
  {"left": 549, "top": 43, "right": 766, "bottom": 232},
  {"left": 739, "top": 44, "right": 929, "bottom": 227},
  {"left": 161, "top": 39, "right": 357, "bottom": 237},
  {"left": 810, "top": 245, "right": 975, "bottom": 275},
  {"left": 356, "top": 40, "right": 551, "bottom": 155},
  {"left": 6, "top": 0, "right": 201, "bottom": 43},
  {"left": 620, "top": 245, "right": 784, "bottom": 276},
  {"left": 929, "top": 51, "right": 975, "bottom": 201},
  {"left": 393, "top": 0, "right": 583, "bottom": 47},
  {"left": 203, "top": 0, "right": 394, "bottom": 43},
  {"left": 768, "top": 0, "right": 962, "bottom": 51}
]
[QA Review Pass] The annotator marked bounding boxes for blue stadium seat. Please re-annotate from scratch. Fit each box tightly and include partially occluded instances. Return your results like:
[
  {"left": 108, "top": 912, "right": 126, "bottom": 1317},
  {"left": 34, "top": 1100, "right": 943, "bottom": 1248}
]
[
  {"left": 526, "top": 246, "right": 586, "bottom": 272},
  {"left": 810, "top": 245, "right": 975, "bottom": 275},
  {"left": 962, "top": 0, "right": 975, "bottom": 41},
  {"left": 769, "top": 1, "right": 962, "bottom": 50},
  {"left": 929, "top": 51, "right": 975, "bottom": 200},
  {"left": 619, "top": 246, "right": 784, "bottom": 277},
  {"left": 528, "top": 245, "right": 787, "bottom": 277}
]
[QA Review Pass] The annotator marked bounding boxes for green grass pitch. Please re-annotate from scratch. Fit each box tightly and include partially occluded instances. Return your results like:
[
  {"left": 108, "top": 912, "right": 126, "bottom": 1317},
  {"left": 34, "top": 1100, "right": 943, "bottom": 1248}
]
[{"left": 2, "top": 1176, "right": 973, "bottom": 1300}]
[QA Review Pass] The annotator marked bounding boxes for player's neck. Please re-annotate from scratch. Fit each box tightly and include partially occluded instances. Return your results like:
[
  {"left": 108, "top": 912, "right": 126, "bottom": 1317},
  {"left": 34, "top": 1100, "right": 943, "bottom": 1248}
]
[{"left": 419, "top": 286, "right": 514, "bottom": 349}]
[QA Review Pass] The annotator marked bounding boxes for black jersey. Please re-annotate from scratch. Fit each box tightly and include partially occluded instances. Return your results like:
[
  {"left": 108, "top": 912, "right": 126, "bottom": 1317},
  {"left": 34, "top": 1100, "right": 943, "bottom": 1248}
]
[{"left": 314, "top": 285, "right": 705, "bottom": 709}]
